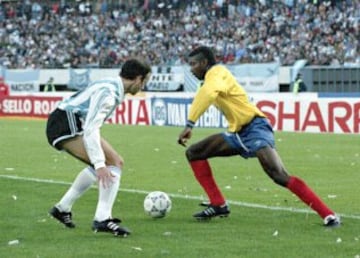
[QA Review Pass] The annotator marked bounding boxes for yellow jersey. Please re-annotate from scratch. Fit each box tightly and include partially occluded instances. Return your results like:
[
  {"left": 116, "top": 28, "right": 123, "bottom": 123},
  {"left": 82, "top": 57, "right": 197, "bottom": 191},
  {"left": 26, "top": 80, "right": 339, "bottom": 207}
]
[{"left": 188, "top": 65, "right": 266, "bottom": 132}]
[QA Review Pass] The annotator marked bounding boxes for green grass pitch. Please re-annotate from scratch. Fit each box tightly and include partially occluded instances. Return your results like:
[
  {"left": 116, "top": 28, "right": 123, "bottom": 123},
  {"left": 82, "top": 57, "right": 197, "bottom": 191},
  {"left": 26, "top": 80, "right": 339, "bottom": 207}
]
[{"left": 0, "top": 119, "right": 359, "bottom": 258}]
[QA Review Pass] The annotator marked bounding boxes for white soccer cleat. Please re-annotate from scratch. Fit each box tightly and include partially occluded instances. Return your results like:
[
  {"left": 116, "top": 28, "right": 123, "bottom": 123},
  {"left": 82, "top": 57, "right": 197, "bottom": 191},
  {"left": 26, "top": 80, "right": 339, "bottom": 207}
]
[{"left": 324, "top": 214, "right": 341, "bottom": 228}]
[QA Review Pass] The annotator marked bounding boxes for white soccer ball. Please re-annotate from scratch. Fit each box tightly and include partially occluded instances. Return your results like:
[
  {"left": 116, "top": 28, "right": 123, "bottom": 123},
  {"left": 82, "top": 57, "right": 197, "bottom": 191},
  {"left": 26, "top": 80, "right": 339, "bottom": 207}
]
[{"left": 143, "top": 191, "right": 172, "bottom": 218}]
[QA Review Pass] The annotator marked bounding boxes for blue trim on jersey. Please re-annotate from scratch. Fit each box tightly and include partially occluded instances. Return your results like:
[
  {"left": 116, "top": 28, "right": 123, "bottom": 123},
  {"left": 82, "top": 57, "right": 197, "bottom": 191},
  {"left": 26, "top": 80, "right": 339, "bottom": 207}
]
[
  {"left": 87, "top": 79, "right": 121, "bottom": 100},
  {"left": 222, "top": 117, "right": 275, "bottom": 158},
  {"left": 57, "top": 77, "right": 122, "bottom": 120}
]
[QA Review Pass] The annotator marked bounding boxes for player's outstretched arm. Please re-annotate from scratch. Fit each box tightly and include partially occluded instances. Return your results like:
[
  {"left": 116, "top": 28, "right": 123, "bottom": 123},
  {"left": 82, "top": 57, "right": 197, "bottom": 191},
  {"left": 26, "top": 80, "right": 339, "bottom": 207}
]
[{"left": 178, "top": 127, "right": 192, "bottom": 147}]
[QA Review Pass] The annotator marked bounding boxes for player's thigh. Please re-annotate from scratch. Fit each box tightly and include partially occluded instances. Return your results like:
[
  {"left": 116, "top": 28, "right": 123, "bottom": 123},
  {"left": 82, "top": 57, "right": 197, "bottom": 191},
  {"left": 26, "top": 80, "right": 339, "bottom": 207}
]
[
  {"left": 60, "top": 135, "right": 91, "bottom": 165},
  {"left": 61, "top": 136, "right": 124, "bottom": 168},
  {"left": 186, "top": 133, "right": 236, "bottom": 160},
  {"left": 256, "top": 146, "right": 283, "bottom": 172}
]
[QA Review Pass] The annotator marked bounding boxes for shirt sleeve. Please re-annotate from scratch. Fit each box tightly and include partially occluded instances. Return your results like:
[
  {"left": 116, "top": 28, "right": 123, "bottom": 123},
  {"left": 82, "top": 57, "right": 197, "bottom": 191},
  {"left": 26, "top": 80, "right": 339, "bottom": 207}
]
[
  {"left": 188, "top": 67, "right": 226, "bottom": 123},
  {"left": 82, "top": 89, "right": 116, "bottom": 169}
]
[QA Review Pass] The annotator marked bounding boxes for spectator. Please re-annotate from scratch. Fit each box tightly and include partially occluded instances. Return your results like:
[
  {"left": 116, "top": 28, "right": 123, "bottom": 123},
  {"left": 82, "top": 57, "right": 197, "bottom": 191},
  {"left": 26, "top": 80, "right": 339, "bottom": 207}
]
[{"left": 0, "top": 0, "right": 358, "bottom": 68}]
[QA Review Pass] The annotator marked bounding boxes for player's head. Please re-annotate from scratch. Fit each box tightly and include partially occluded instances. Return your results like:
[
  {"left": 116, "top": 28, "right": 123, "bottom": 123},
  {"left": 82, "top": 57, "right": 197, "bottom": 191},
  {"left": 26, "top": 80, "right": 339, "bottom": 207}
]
[
  {"left": 120, "top": 59, "right": 151, "bottom": 80},
  {"left": 120, "top": 59, "right": 151, "bottom": 95},
  {"left": 188, "top": 46, "right": 216, "bottom": 80}
]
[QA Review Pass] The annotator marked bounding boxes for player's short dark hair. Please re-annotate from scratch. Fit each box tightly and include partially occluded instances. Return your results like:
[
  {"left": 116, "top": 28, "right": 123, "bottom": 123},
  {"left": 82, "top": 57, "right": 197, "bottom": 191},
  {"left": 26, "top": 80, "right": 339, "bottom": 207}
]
[
  {"left": 120, "top": 59, "right": 151, "bottom": 80},
  {"left": 189, "top": 46, "right": 217, "bottom": 66}
]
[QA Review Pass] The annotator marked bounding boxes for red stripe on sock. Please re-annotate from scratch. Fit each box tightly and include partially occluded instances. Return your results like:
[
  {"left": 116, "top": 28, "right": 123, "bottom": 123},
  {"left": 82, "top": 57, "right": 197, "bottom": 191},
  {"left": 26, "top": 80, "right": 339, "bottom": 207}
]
[
  {"left": 190, "top": 160, "right": 225, "bottom": 206},
  {"left": 287, "top": 176, "right": 334, "bottom": 218}
]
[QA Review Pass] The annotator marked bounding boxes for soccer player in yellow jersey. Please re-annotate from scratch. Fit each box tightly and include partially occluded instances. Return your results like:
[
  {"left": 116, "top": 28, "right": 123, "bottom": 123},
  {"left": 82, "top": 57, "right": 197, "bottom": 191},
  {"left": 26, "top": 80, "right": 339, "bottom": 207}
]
[{"left": 177, "top": 46, "right": 340, "bottom": 227}]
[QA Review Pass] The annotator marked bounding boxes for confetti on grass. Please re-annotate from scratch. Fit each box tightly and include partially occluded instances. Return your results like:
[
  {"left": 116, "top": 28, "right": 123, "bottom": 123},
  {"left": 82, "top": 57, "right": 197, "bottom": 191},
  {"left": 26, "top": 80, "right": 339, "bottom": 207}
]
[{"left": 8, "top": 240, "right": 19, "bottom": 245}]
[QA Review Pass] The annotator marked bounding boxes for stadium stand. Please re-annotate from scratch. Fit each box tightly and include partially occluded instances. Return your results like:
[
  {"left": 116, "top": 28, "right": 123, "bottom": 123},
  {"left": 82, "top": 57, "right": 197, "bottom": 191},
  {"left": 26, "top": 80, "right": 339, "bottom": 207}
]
[{"left": 0, "top": 0, "right": 359, "bottom": 69}]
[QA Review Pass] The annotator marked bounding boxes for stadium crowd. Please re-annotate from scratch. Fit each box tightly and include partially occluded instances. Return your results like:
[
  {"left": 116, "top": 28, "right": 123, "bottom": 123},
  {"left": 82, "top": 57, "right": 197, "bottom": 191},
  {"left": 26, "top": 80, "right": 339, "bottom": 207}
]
[{"left": 0, "top": 0, "right": 359, "bottom": 69}]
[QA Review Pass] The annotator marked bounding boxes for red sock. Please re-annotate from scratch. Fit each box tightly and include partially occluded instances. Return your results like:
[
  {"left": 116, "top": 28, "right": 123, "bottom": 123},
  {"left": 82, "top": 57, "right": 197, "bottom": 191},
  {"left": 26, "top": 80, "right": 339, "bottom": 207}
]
[
  {"left": 287, "top": 176, "right": 334, "bottom": 218},
  {"left": 189, "top": 160, "right": 225, "bottom": 206}
]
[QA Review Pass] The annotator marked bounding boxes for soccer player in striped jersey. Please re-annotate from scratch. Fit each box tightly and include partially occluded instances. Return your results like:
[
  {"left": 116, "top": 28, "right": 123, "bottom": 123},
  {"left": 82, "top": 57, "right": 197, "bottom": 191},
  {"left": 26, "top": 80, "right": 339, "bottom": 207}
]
[
  {"left": 177, "top": 46, "right": 340, "bottom": 227},
  {"left": 47, "top": 59, "right": 151, "bottom": 237}
]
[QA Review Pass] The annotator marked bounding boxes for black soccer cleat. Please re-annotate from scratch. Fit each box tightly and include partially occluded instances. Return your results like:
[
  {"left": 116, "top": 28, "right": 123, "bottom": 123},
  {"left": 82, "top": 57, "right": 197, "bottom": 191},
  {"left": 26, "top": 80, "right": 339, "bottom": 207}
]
[
  {"left": 193, "top": 204, "right": 230, "bottom": 220},
  {"left": 49, "top": 206, "right": 75, "bottom": 228},
  {"left": 199, "top": 201, "right": 211, "bottom": 207},
  {"left": 324, "top": 214, "right": 341, "bottom": 228},
  {"left": 92, "top": 218, "right": 131, "bottom": 237}
]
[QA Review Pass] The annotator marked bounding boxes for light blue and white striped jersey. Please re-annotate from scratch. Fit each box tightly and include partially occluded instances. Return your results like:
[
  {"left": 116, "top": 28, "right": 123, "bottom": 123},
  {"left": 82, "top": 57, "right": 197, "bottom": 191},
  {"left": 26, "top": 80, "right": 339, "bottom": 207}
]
[{"left": 57, "top": 76, "right": 124, "bottom": 169}]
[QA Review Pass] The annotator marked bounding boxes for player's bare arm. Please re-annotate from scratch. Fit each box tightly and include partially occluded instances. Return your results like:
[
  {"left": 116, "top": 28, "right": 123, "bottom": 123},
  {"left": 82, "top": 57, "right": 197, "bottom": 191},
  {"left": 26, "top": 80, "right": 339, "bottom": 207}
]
[{"left": 178, "top": 127, "right": 192, "bottom": 147}]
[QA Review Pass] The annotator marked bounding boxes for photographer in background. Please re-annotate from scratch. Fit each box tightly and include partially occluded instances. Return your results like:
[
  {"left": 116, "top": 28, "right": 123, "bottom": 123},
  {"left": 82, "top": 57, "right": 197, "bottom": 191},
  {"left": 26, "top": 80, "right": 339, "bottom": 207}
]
[{"left": 44, "top": 77, "right": 56, "bottom": 92}]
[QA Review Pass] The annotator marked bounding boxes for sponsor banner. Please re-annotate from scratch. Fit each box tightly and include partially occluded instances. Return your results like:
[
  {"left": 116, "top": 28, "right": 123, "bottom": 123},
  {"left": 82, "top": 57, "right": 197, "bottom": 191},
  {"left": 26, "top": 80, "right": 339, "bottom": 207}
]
[
  {"left": 145, "top": 66, "right": 184, "bottom": 91},
  {"left": 151, "top": 97, "right": 228, "bottom": 128},
  {"left": 0, "top": 95, "right": 152, "bottom": 126},
  {"left": 0, "top": 96, "right": 62, "bottom": 118},
  {"left": 4, "top": 69, "right": 40, "bottom": 92},
  {"left": 107, "top": 97, "right": 151, "bottom": 125},
  {"left": 1, "top": 93, "right": 359, "bottom": 134},
  {"left": 150, "top": 93, "right": 360, "bottom": 134},
  {"left": 252, "top": 94, "right": 360, "bottom": 134}
]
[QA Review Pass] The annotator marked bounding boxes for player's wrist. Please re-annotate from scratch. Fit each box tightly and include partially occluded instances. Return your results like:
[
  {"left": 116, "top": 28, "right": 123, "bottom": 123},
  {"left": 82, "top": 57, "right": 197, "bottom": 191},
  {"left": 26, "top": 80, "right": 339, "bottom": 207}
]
[
  {"left": 94, "top": 162, "right": 106, "bottom": 170},
  {"left": 186, "top": 120, "right": 194, "bottom": 129}
]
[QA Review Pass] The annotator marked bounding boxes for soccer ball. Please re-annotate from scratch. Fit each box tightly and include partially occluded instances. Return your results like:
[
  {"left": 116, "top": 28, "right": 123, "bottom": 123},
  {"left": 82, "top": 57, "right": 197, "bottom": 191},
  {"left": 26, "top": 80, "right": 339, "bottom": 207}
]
[{"left": 143, "top": 191, "right": 172, "bottom": 218}]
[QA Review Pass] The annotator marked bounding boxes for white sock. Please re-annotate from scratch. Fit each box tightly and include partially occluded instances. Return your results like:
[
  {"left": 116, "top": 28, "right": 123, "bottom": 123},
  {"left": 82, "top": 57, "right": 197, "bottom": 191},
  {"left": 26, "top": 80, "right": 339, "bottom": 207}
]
[
  {"left": 94, "top": 166, "right": 121, "bottom": 222},
  {"left": 56, "top": 166, "right": 97, "bottom": 212}
]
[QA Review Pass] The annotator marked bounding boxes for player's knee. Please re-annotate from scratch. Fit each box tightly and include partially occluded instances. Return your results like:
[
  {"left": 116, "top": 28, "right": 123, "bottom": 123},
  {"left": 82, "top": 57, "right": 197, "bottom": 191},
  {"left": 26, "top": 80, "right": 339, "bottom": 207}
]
[
  {"left": 264, "top": 167, "right": 288, "bottom": 187},
  {"left": 271, "top": 171, "right": 289, "bottom": 187},
  {"left": 107, "top": 154, "right": 124, "bottom": 169},
  {"left": 185, "top": 146, "right": 199, "bottom": 161},
  {"left": 272, "top": 176, "right": 287, "bottom": 187}
]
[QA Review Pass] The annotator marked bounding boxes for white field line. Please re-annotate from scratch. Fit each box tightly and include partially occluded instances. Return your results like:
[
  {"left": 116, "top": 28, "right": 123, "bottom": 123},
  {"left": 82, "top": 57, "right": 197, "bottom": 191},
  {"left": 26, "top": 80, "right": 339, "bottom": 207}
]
[{"left": 1, "top": 174, "right": 359, "bottom": 220}]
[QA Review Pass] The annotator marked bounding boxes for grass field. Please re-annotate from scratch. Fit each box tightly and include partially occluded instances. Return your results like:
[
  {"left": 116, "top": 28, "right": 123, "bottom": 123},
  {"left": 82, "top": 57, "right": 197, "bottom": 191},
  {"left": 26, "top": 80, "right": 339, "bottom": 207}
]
[{"left": 0, "top": 119, "right": 359, "bottom": 258}]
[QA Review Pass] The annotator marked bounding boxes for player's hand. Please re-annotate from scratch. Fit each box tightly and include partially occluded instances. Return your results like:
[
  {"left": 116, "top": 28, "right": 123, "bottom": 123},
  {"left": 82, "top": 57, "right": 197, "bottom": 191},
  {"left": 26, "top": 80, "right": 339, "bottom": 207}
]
[
  {"left": 178, "top": 127, "right": 192, "bottom": 147},
  {"left": 96, "top": 167, "right": 115, "bottom": 188}
]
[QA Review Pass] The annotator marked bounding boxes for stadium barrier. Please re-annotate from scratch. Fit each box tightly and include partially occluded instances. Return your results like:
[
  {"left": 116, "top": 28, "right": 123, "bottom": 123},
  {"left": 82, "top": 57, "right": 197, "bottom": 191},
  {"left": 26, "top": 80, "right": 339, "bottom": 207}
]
[
  {"left": 1, "top": 92, "right": 359, "bottom": 134},
  {"left": 1, "top": 65, "right": 288, "bottom": 93}
]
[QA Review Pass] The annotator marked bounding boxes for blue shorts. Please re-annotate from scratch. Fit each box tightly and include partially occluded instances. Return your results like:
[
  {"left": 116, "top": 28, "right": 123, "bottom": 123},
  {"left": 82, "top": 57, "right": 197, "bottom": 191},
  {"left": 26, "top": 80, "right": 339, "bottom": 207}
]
[{"left": 222, "top": 117, "right": 275, "bottom": 158}]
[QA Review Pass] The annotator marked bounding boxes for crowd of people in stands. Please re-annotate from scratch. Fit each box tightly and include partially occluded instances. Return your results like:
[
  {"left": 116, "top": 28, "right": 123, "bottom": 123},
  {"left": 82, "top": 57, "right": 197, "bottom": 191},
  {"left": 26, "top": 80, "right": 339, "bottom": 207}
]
[{"left": 0, "top": 0, "right": 359, "bottom": 69}]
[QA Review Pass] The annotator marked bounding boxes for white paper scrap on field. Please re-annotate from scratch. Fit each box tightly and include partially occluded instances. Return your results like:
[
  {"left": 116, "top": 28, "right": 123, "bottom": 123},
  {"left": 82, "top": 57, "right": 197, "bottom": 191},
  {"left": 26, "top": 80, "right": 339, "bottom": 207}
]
[{"left": 8, "top": 240, "right": 19, "bottom": 245}]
